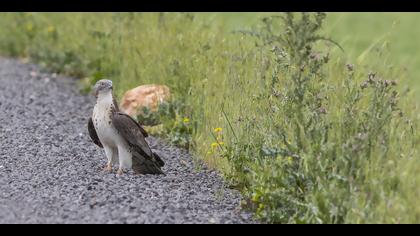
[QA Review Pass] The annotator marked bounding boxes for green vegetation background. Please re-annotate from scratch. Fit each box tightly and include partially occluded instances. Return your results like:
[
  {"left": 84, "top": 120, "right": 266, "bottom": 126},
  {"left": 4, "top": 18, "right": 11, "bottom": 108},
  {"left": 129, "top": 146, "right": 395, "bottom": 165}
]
[{"left": 204, "top": 13, "right": 420, "bottom": 93}]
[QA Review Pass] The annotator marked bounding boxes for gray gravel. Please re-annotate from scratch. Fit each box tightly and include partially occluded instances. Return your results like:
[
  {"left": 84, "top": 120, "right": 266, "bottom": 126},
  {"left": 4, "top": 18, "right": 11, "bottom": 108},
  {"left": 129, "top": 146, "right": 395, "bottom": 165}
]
[{"left": 0, "top": 57, "right": 255, "bottom": 224}]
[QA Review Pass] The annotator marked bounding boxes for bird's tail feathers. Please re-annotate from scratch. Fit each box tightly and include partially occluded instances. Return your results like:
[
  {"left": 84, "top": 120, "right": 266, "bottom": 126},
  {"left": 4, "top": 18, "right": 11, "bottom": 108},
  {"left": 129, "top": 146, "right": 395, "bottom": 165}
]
[
  {"left": 132, "top": 152, "right": 165, "bottom": 175},
  {"left": 152, "top": 152, "right": 165, "bottom": 167}
]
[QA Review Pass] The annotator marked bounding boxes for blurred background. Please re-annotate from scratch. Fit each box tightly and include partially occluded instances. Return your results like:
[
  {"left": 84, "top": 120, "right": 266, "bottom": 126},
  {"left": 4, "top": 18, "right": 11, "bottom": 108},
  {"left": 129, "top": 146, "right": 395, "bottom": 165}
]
[{"left": 201, "top": 13, "right": 420, "bottom": 96}]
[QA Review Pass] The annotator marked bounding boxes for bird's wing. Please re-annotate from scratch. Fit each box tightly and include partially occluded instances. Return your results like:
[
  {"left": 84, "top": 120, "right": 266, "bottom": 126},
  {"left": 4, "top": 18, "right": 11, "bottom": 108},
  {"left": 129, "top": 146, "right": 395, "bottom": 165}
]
[
  {"left": 88, "top": 117, "right": 103, "bottom": 148},
  {"left": 112, "top": 112, "right": 163, "bottom": 174},
  {"left": 152, "top": 151, "right": 165, "bottom": 167}
]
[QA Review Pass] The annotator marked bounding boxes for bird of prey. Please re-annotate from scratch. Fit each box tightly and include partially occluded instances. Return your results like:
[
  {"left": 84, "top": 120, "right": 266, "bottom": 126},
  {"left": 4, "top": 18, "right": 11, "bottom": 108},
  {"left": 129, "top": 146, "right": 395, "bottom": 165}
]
[{"left": 88, "top": 79, "right": 165, "bottom": 175}]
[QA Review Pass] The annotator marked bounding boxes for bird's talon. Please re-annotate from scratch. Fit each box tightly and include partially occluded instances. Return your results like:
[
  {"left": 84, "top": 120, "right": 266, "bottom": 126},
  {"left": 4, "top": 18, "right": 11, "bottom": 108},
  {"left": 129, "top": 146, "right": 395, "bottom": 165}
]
[
  {"left": 103, "top": 164, "right": 112, "bottom": 173},
  {"left": 116, "top": 168, "right": 124, "bottom": 176}
]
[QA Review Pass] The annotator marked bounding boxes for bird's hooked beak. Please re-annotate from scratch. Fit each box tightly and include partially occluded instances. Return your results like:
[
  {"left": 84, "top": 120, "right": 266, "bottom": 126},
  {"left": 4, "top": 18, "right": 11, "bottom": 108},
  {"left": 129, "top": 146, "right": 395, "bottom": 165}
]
[{"left": 92, "top": 84, "right": 98, "bottom": 97}]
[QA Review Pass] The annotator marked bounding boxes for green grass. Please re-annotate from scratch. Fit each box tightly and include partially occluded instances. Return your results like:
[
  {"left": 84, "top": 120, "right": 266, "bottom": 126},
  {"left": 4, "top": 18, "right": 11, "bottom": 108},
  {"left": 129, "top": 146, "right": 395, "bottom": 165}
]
[
  {"left": 0, "top": 12, "right": 419, "bottom": 223},
  {"left": 325, "top": 13, "right": 420, "bottom": 97},
  {"left": 199, "top": 12, "right": 420, "bottom": 98}
]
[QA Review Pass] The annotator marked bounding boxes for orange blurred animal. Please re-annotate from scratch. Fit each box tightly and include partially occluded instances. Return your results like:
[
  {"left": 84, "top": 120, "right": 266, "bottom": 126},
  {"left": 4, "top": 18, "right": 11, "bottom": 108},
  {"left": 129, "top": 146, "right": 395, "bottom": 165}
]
[{"left": 120, "top": 84, "right": 170, "bottom": 117}]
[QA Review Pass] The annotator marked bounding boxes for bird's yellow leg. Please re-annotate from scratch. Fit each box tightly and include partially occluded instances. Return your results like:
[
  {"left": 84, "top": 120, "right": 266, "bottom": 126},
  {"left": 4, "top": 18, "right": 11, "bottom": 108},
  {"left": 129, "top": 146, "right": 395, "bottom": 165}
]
[{"left": 103, "top": 147, "right": 116, "bottom": 173}]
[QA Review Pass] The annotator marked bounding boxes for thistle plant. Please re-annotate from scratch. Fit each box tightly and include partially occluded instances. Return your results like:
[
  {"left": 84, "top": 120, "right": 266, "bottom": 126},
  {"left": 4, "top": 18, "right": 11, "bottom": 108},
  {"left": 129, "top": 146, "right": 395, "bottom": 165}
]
[{"left": 228, "top": 13, "right": 411, "bottom": 223}]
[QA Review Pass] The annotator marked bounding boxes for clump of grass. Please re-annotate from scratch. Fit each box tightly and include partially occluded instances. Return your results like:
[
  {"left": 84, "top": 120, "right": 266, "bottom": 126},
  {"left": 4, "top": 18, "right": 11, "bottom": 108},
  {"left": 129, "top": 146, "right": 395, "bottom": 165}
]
[
  {"left": 0, "top": 12, "right": 418, "bottom": 223},
  {"left": 138, "top": 100, "right": 194, "bottom": 150},
  {"left": 205, "top": 13, "right": 418, "bottom": 223}
]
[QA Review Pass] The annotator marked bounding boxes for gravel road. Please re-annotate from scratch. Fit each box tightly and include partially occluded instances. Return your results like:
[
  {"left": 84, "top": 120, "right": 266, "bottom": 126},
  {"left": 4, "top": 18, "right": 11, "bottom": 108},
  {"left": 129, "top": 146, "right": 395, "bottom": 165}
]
[{"left": 0, "top": 58, "right": 255, "bottom": 224}]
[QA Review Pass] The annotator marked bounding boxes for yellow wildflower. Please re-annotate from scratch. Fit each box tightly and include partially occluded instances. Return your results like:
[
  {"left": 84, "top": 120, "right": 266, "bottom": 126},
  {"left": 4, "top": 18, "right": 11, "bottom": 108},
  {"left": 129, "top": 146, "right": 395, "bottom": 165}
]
[
  {"left": 183, "top": 117, "right": 190, "bottom": 123},
  {"left": 26, "top": 23, "right": 33, "bottom": 32},
  {"left": 211, "top": 142, "right": 218, "bottom": 148},
  {"left": 47, "top": 26, "right": 55, "bottom": 33},
  {"left": 287, "top": 156, "right": 293, "bottom": 164},
  {"left": 214, "top": 127, "right": 223, "bottom": 133}
]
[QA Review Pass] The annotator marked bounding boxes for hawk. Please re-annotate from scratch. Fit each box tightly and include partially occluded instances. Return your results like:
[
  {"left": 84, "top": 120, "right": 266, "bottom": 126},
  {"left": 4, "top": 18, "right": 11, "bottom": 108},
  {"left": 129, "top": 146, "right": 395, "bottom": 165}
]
[{"left": 88, "top": 80, "right": 164, "bottom": 175}]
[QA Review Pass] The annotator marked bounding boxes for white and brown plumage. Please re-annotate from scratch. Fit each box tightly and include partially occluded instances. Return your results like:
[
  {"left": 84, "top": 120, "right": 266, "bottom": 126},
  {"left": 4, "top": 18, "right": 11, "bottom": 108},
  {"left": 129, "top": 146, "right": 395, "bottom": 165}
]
[{"left": 88, "top": 80, "right": 164, "bottom": 175}]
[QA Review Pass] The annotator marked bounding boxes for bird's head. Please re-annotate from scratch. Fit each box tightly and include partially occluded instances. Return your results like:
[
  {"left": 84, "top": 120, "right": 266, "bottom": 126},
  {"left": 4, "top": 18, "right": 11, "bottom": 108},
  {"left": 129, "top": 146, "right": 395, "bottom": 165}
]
[{"left": 93, "top": 79, "right": 113, "bottom": 97}]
